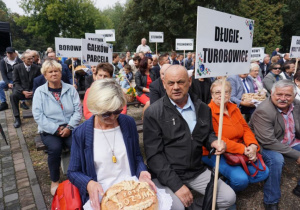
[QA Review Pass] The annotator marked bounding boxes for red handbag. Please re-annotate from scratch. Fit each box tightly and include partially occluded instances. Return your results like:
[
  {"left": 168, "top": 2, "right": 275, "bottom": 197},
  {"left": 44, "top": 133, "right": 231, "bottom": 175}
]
[
  {"left": 51, "top": 180, "right": 82, "bottom": 210},
  {"left": 223, "top": 153, "right": 266, "bottom": 177}
]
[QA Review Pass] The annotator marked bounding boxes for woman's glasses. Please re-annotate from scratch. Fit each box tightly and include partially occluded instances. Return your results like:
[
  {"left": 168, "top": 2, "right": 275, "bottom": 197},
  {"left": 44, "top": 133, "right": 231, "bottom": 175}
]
[{"left": 100, "top": 109, "right": 123, "bottom": 119}]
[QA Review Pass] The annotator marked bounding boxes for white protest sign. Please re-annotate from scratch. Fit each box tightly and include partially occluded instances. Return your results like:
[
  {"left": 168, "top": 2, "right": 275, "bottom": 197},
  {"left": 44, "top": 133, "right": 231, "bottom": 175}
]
[
  {"left": 195, "top": 7, "right": 254, "bottom": 78},
  {"left": 251, "top": 47, "right": 265, "bottom": 62},
  {"left": 55, "top": 37, "right": 82, "bottom": 57},
  {"left": 95, "top": 29, "right": 115, "bottom": 42},
  {"left": 289, "top": 36, "right": 300, "bottom": 58},
  {"left": 176, "top": 39, "right": 194, "bottom": 51},
  {"left": 81, "top": 39, "right": 113, "bottom": 66},
  {"left": 85, "top": 33, "right": 106, "bottom": 43},
  {"left": 149, "top": 31, "right": 164, "bottom": 43}
]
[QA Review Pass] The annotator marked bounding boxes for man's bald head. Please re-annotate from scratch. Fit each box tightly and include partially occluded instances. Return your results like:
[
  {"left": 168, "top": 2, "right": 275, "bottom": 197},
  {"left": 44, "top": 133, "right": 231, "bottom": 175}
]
[
  {"left": 163, "top": 65, "right": 191, "bottom": 107},
  {"left": 160, "top": 64, "right": 171, "bottom": 80}
]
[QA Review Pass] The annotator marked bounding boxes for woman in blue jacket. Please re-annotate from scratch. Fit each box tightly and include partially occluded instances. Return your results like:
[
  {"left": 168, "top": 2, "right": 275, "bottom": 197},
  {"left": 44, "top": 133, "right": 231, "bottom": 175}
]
[
  {"left": 32, "top": 59, "right": 82, "bottom": 196},
  {"left": 67, "top": 79, "right": 156, "bottom": 209}
]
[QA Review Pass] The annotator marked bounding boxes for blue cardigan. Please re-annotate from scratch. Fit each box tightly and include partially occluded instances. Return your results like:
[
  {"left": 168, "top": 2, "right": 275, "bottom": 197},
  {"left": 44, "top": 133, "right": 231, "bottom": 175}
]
[{"left": 67, "top": 114, "right": 147, "bottom": 204}]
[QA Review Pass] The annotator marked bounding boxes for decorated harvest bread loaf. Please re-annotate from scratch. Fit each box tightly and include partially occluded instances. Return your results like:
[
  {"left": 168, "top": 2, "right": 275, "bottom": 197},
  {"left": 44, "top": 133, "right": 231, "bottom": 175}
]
[
  {"left": 101, "top": 180, "right": 159, "bottom": 210},
  {"left": 242, "top": 93, "right": 266, "bottom": 101}
]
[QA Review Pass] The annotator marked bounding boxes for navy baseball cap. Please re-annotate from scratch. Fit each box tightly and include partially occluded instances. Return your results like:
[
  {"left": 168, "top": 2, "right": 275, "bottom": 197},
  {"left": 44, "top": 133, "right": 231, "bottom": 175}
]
[{"left": 6, "top": 47, "right": 15, "bottom": 53}]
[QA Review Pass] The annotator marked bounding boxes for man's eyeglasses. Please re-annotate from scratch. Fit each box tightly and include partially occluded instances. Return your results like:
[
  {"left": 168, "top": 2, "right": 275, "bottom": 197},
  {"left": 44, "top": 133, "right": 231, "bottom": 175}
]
[
  {"left": 100, "top": 109, "right": 123, "bottom": 119},
  {"left": 273, "top": 68, "right": 281, "bottom": 70}
]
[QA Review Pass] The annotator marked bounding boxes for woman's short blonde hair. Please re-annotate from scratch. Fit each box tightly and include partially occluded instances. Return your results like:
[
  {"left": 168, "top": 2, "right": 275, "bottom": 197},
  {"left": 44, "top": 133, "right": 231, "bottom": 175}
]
[
  {"left": 87, "top": 79, "right": 126, "bottom": 115},
  {"left": 210, "top": 79, "right": 232, "bottom": 93},
  {"left": 41, "top": 59, "right": 62, "bottom": 75}
]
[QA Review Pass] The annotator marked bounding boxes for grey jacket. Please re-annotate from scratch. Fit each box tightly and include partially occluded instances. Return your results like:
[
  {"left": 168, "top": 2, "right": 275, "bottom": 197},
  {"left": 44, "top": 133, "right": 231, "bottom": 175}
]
[
  {"left": 249, "top": 97, "right": 300, "bottom": 159},
  {"left": 262, "top": 72, "right": 283, "bottom": 96}
]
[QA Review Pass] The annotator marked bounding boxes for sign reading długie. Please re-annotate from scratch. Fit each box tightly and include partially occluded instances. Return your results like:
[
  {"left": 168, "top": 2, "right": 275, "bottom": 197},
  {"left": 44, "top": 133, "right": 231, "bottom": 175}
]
[
  {"left": 81, "top": 39, "right": 113, "bottom": 66},
  {"left": 176, "top": 39, "right": 194, "bottom": 51},
  {"left": 55, "top": 37, "right": 82, "bottom": 57},
  {"left": 251, "top": 47, "right": 265, "bottom": 62},
  {"left": 289, "top": 36, "right": 300, "bottom": 58},
  {"left": 195, "top": 6, "right": 254, "bottom": 78},
  {"left": 149, "top": 31, "right": 164, "bottom": 43},
  {"left": 95, "top": 29, "right": 115, "bottom": 42}
]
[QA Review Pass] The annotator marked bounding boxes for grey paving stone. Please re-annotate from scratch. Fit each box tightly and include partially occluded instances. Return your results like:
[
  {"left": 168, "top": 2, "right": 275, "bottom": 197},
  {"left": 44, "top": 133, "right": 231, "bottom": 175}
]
[
  {"left": 3, "top": 188, "right": 17, "bottom": 196},
  {"left": 1, "top": 156, "right": 12, "bottom": 163},
  {"left": 5, "top": 201, "right": 21, "bottom": 210},
  {"left": 2, "top": 162, "right": 13, "bottom": 169},
  {"left": 1, "top": 145, "right": 10, "bottom": 151},
  {"left": 0, "top": 188, "right": 3, "bottom": 198},
  {"left": 2, "top": 167, "right": 14, "bottom": 176},
  {"left": 3, "top": 179, "right": 16, "bottom": 192},
  {"left": 4, "top": 192, "right": 18, "bottom": 203},
  {"left": 0, "top": 202, "right": 3, "bottom": 210}
]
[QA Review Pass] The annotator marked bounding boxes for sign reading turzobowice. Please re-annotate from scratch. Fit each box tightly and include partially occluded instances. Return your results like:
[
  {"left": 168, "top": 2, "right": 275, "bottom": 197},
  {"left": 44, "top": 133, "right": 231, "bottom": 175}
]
[
  {"left": 251, "top": 47, "right": 265, "bottom": 62},
  {"left": 176, "top": 39, "right": 194, "bottom": 51},
  {"left": 55, "top": 37, "right": 82, "bottom": 57},
  {"left": 85, "top": 33, "right": 106, "bottom": 43},
  {"left": 149, "top": 31, "right": 164, "bottom": 43},
  {"left": 289, "top": 36, "right": 300, "bottom": 58},
  {"left": 195, "top": 7, "right": 254, "bottom": 78},
  {"left": 81, "top": 39, "right": 113, "bottom": 66},
  {"left": 95, "top": 29, "right": 115, "bottom": 42}
]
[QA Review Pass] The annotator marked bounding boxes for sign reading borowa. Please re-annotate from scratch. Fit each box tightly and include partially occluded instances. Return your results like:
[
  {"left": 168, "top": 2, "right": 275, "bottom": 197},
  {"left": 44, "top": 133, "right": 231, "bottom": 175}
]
[
  {"left": 176, "top": 39, "right": 194, "bottom": 51},
  {"left": 195, "top": 6, "right": 254, "bottom": 78},
  {"left": 95, "top": 29, "right": 115, "bottom": 42},
  {"left": 290, "top": 36, "right": 300, "bottom": 58},
  {"left": 81, "top": 39, "right": 113, "bottom": 66},
  {"left": 251, "top": 47, "right": 265, "bottom": 62},
  {"left": 55, "top": 37, "right": 82, "bottom": 57},
  {"left": 85, "top": 33, "right": 106, "bottom": 43},
  {"left": 149, "top": 31, "right": 164, "bottom": 43}
]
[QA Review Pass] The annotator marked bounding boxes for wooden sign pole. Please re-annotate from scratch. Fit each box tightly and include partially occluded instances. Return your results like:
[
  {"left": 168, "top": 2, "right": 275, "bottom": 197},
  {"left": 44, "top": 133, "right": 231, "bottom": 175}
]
[
  {"left": 184, "top": 50, "right": 186, "bottom": 67},
  {"left": 212, "top": 76, "right": 227, "bottom": 210},
  {"left": 156, "top": 42, "right": 158, "bottom": 55}
]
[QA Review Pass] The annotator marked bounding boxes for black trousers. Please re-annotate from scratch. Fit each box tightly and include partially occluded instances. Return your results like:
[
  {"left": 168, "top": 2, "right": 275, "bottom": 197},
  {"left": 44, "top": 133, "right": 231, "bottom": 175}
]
[
  {"left": 10, "top": 90, "right": 27, "bottom": 118},
  {"left": 40, "top": 133, "right": 72, "bottom": 182}
]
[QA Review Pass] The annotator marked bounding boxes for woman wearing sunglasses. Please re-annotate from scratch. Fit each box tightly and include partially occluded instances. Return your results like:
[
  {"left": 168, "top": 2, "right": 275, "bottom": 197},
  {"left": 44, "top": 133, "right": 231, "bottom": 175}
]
[
  {"left": 83, "top": 62, "right": 127, "bottom": 120},
  {"left": 262, "top": 62, "right": 283, "bottom": 96},
  {"left": 32, "top": 59, "right": 82, "bottom": 195},
  {"left": 68, "top": 79, "right": 156, "bottom": 209}
]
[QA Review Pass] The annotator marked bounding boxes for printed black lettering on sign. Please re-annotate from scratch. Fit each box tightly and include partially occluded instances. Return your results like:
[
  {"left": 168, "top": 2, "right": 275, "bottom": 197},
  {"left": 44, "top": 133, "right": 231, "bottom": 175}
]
[
  {"left": 215, "top": 27, "right": 239, "bottom": 43},
  {"left": 59, "top": 45, "right": 81, "bottom": 51},
  {"left": 151, "top": 36, "right": 162, "bottom": 39},
  {"left": 87, "top": 54, "right": 109, "bottom": 63},
  {"left": 203, "top": 48, "right": 248, "bottom": 63},
  {"left": 103, "top": 34, "right": 113, "bottom": 37},
  {"left": 296, "top": 40, "right": 300, "bottom": 45},
  {"left": 177, "top": 43, "right": 193, "bottom": 46},
  {"left": 87, "top": 44, "right": 108, "bottom": 53}
]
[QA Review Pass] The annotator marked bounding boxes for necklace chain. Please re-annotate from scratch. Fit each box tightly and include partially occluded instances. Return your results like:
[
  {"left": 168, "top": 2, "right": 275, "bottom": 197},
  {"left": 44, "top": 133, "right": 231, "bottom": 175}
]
[{"left": 98, "top": 120, "right": 117, "bottom": 163}]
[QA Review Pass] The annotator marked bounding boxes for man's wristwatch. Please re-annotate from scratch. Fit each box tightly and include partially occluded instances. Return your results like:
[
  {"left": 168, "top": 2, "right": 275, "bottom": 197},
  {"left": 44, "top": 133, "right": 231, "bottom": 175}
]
[{"left": 66, "top": 125, "right": 74, "bottom": 131}]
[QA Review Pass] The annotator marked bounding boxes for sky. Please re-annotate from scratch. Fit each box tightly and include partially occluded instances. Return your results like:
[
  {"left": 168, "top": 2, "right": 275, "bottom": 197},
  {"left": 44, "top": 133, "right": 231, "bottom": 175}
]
[{"left": 2, "top": 0, "right": 126, "bottom": 15}]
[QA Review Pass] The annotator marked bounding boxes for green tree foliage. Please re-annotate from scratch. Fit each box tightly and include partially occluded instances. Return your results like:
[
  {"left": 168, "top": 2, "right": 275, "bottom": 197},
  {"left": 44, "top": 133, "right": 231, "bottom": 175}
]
[
  {"left": 280, "top": 0, "right": 300, "bottom": 52},
  {"left": 117, "top": 0, "right": 240, "bottom": 52},
  {"left": 17, "top": 0, "right": 113, "bottom": 46},
  {"left": 232, "top": 0, "right": 284, "bottom": 54}
]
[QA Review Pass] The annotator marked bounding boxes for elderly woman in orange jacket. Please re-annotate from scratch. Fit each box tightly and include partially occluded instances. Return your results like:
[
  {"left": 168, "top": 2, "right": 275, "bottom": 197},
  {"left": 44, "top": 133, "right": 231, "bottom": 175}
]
[{"left": 202, "top": 79, "right": 269, "bottom": 192}]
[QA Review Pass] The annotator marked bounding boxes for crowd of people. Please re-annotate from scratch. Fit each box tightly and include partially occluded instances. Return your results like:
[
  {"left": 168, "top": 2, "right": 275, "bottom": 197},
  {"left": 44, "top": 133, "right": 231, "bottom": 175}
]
[{"left": 0, "top": 40, "right": 300, "bottom": 210}]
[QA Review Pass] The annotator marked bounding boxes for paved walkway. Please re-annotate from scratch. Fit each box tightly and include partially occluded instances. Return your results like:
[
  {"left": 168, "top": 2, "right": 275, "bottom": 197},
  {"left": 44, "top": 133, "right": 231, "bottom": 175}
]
[{"left": 0, "top": 107, "right": 46, "bottom": 209}]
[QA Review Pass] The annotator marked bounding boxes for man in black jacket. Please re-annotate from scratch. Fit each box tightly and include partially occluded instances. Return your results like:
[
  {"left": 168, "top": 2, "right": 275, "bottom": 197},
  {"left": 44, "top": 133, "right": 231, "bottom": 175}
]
[
  {"left": 149, "top": 64, "right": 170, "bottom": 104},
  {"left": 143, "top": 65, "right": 236, "bottom": 209},
  {"left": 0, "top": 47, "right": 23, "bottom": 111},
  {"left": 10, "top": 51, "right": 41, "bottom": 128}
]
